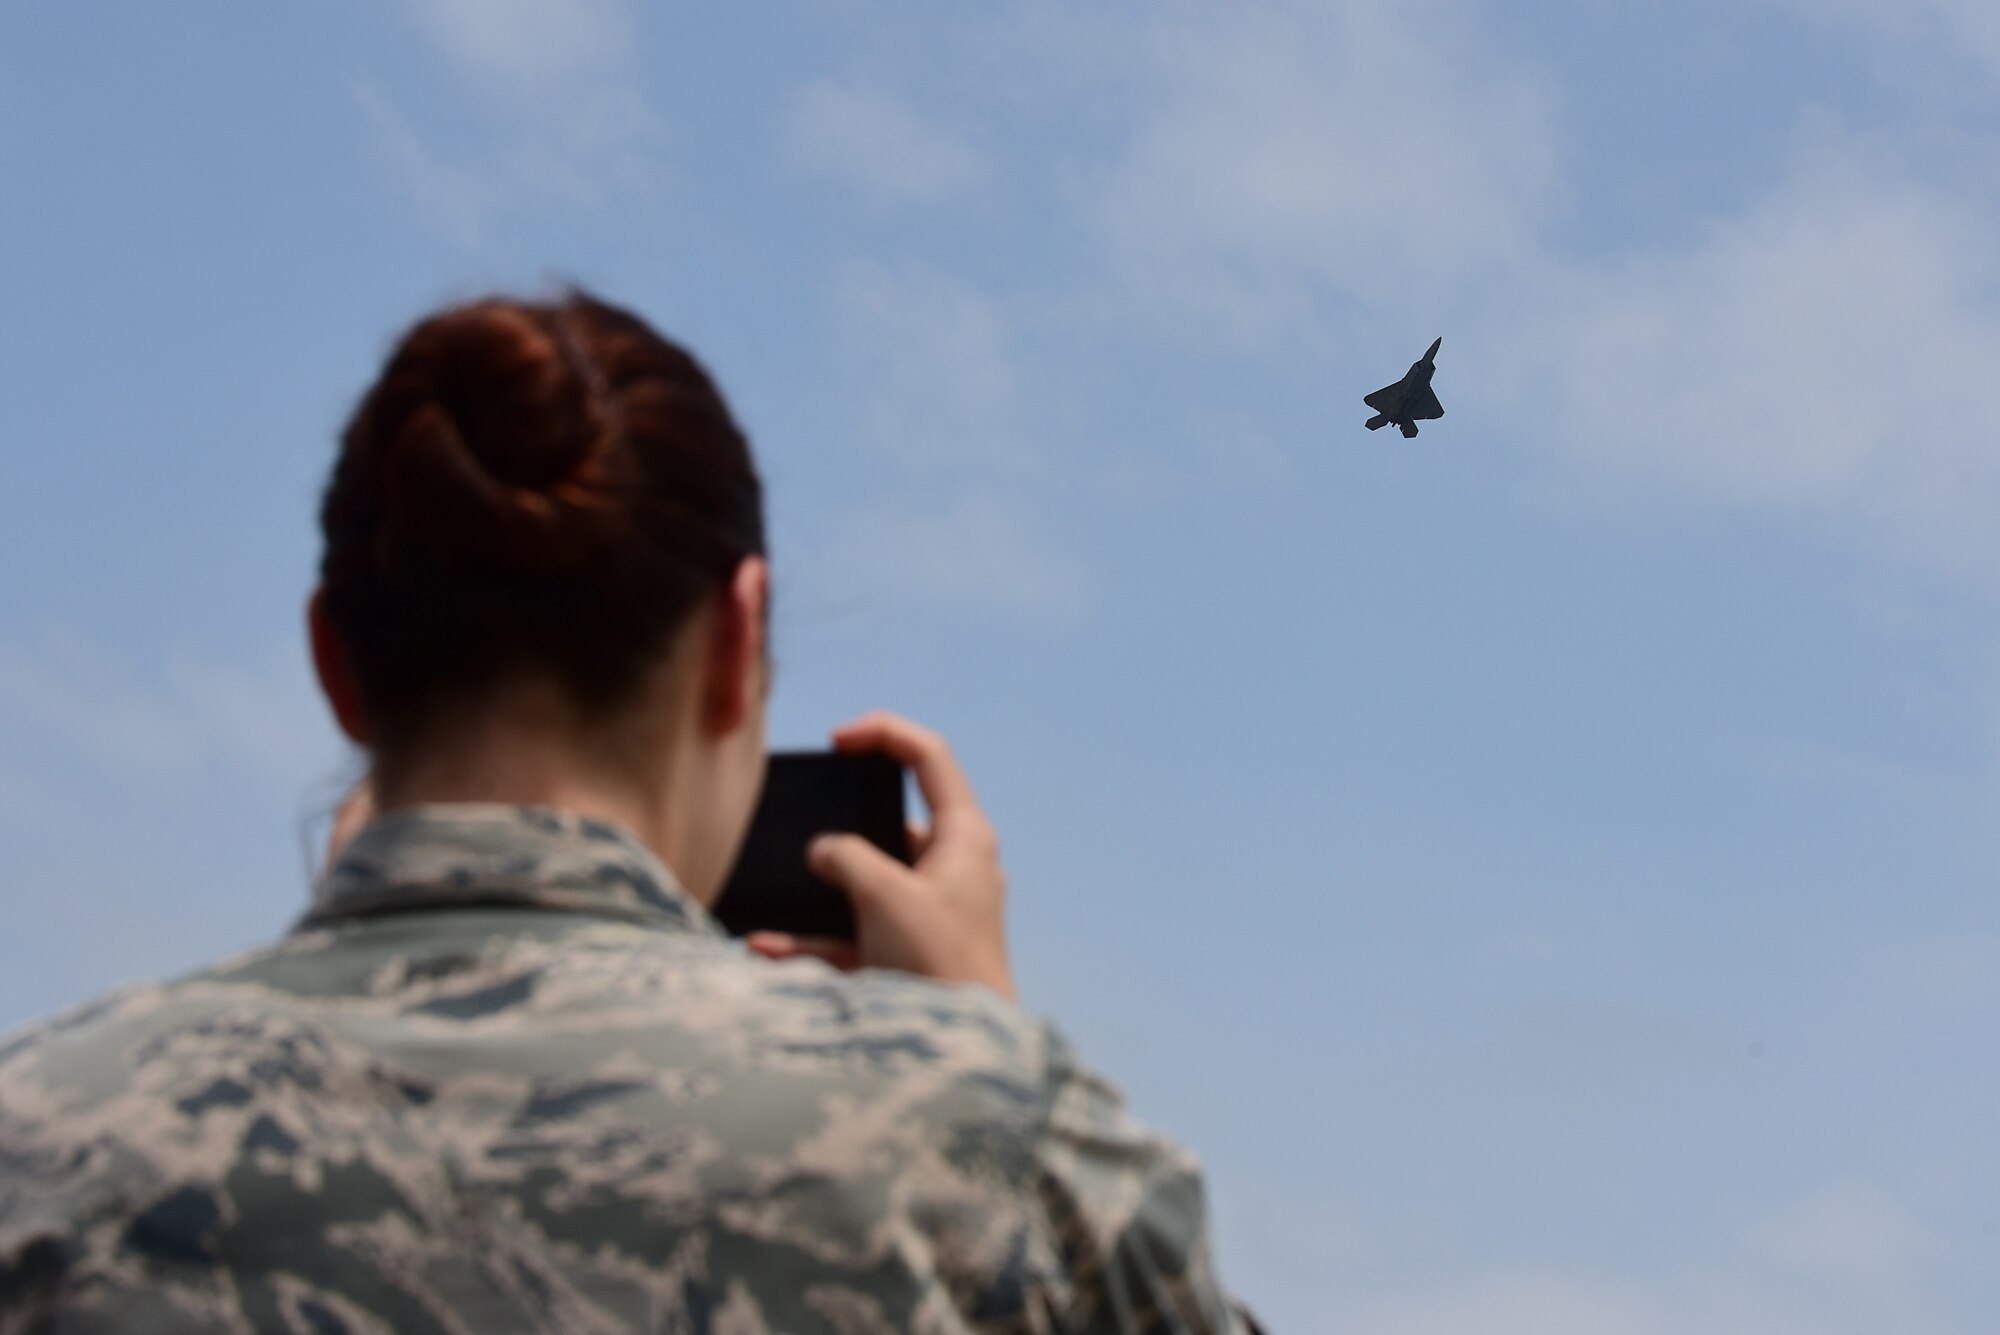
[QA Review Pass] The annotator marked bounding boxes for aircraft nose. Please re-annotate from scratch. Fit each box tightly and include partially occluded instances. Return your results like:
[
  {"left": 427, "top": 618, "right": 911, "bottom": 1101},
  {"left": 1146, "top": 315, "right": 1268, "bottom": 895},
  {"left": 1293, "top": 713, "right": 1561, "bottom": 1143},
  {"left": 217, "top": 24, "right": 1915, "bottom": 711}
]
[{"left": 1426, "top": 337, "right": 1442, "bottom": 360}]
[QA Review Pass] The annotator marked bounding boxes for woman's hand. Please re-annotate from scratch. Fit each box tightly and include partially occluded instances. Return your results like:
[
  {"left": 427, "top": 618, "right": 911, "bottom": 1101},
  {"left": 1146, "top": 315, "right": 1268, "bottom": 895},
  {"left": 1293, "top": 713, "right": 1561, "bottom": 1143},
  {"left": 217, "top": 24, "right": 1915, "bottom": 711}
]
[{"left": 745, "top": 712, "right": 1016, "bottom": 1002}]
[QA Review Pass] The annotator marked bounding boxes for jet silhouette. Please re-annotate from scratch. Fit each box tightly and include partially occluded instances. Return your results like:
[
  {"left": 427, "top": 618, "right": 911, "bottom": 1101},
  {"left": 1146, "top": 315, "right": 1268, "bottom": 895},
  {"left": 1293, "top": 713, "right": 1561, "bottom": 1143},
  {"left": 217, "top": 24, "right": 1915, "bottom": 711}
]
[{"left": 1364, "top": 337, "right": 1444, "bottom": 438}]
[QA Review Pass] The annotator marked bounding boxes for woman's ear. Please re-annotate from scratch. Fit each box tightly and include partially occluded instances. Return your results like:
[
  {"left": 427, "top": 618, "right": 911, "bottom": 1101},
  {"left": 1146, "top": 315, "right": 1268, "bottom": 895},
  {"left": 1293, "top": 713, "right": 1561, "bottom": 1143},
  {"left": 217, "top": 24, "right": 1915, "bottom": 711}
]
[
  {"left": 703, "top": 557, "right": 769, "bottom": 736},
  {"left": 308, "top": 588, "right": 374, "bottom": 746}
]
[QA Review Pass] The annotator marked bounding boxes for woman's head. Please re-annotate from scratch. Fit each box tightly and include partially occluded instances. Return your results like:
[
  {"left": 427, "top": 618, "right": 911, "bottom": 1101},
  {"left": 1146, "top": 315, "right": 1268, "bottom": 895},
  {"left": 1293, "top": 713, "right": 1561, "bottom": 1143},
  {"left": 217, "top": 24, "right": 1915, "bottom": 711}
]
[{"left": 311, "top": 290, "right": 770, "bottom": 898}]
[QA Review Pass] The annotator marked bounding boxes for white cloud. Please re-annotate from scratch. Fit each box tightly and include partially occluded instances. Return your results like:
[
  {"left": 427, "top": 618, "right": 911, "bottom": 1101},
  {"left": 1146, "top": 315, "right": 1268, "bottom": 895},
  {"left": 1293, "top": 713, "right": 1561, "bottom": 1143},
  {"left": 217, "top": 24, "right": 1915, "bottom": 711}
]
[
  {"left": 1862, "top": 931, "right": 2000, "bottom": 1020},
  {"left": 1768, "top": 0, "right": 2000, "bottom": 87},
  {"left": 1498, "top": 135, "right": 2000, "bottom": 583},
  {"left": 1752, "top": 1182, "right": 1938, "bottom": 1279},
  {"left": 692, "top": 0, "right": 2000, "bottom": 615},
  {"left": 0, "top": 631, "right": 202, "bottom": 779},
  {"left": 827, "top": 491, "right": 1087, "bottom": 619},
  {"left": 1029, "top": 0, "right": 2000, "bottom": 587},
  {"left": 837, "top": 262, "right": 1039, "bottom": 478},
  {"left": 824, "top": 263, "right": 1088, "bottom": 616},
  {"left": 1324, "top": 1266, "right": 1931, "bottom": 1335},
  {"left": 1480, "top": 927, "right": 1563, "bottom": 966},
  {"left": 408, "top": 0, "right": 629, "bottom": 92},
  {"left": 1189, "top": 412, "right": 1293, "bottom": 488},
  {"left": 0, "top": 634, "right": 349, "bottom": 1028},
  {"left": 1334, "top": 1269, "right": 1673, "bottom": 1335},
  {"left": 1262, "top": 1183, "right": 1963, "bottom": 1335},
  {"left": 356, "top": 85, "right": 503, "bottom": 247},
  {"left": 0, "top": 628, "right": 340, "bottom": 791},
  {"left": 789, "top": 81, "right": 985, "bottom": 204},
  {"left": 162, "top": 649, "right": 344, "bottom": 792},
  {"left": 363, "top": 0, "right": 661, "bottom": 240},
  {"left": 1083, "top": 0, "right": 1560, "bottom": 344}
]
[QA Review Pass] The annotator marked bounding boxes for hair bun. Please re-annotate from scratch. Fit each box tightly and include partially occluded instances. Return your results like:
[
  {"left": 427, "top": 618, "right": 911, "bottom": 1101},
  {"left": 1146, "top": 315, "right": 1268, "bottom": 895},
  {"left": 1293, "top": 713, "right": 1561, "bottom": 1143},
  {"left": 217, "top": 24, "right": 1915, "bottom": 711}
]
[
  {"left": 373, "top": 303, "right": 622, "bottom": 575},
  {"left": 320, "top": 289, "right": 766, "bottom": 738}
]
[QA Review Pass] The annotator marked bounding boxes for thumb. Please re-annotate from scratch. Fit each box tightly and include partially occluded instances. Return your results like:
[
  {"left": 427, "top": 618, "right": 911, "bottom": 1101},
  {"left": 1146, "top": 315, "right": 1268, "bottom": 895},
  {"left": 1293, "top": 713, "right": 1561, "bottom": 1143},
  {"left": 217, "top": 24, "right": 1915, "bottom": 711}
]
[{"left": 807, "top": 833, "right": 908, "bottom": 908}]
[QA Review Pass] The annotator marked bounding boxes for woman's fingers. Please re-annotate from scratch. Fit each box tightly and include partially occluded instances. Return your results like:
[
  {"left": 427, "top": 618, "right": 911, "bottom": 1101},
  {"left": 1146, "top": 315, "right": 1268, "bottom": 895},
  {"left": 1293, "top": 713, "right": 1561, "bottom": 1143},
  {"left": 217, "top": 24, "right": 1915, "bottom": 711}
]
[
  {"left": 830, "top": 712, "right": 993, "bottom": 855},
  {"left": 831, "top": 713, "right": 977, "bottom": 824},
  {"left": 790, "top": 711, "right": 1017, "bottom": 1002},
  {"left": 807, "top": 832, "right": 911, "bottom": 909},
  {"left": 743, "top": 932, "right": 861, "bottom": 970}
]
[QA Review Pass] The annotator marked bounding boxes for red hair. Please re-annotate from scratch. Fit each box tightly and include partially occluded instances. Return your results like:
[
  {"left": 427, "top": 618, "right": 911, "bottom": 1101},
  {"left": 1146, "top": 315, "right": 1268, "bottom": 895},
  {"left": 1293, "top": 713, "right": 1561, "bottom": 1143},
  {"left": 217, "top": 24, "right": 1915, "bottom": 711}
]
[{"left": 317, "top": 291, "right": 765, "bottom": 745}]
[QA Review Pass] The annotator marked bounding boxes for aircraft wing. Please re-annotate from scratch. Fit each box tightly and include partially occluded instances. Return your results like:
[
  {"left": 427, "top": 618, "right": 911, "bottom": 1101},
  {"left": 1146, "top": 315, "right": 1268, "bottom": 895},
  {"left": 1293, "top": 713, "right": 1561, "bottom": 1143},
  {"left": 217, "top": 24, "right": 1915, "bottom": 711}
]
[
  {"left": 1363, "top": 384, "right": 1401, "bottom": 412},
  {"left": 1410, "top": 386, "right": 1443, "bottom": 420}
]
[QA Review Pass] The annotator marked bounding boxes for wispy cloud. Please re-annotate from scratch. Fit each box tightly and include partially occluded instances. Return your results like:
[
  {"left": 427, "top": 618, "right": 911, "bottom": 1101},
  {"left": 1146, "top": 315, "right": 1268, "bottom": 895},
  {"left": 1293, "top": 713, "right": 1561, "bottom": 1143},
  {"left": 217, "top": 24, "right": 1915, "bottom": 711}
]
[
  {"left": 1081, "top": 0, "right": 1560, "bottom": 345},
  {"left": 1766, "top": 0, "right": 2000, "bottom": 87},
  {"left": 1265, "top": 1182, "right": 1960, "bottom": 1335},
  {"left": 356, "top": 85, "right": 503, "bottom": 247},
  {"left": 789, "top": 80, "right": 985, "bottom": 205},
  {"left": 1751, "top": 1182, "right": 1939, "bottom": 1280},
  {"left": 1496, "top": 133, "right": 2000, "bottom": 584},
  {"left": 836, "top": 262, "right": 1037, "bottom": 478},
  {"left": 1016, "top": 0, "right": 2000, "bottom": 589},
  {"left": 1861, "top": 930, "right": 2000, "bottom": 1022},
  {"left": 0, "top": 628, "right": 340, "bottom": 792},
  {"left": 827, "top": 491, "right": 1087, "bottom": 620},
  {"left": 819, "top": 262, "right": 1082, "bottom": 617},
  {"left": 1188, "top": 411, "right": 1294, "bottom": 489},
  {"left": 361, "top": 0, "right": 662, "bottom": 241},
  {"left": 408, "top": 0, "right": 630, "bottom": 91},
  {"left": 0, "top": 631, "right": 205, "bottom": 780},
  {"left": 0, "top": 630, "right": 350, "bottom": 1027}
]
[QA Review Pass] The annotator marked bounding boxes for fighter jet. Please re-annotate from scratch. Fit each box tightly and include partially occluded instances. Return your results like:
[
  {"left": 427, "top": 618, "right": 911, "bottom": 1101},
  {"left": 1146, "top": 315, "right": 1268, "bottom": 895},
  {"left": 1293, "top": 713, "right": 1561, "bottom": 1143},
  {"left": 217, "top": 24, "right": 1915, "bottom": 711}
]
[{"left": 1363, "top": 337, "right": 1444, "bottom": 438}]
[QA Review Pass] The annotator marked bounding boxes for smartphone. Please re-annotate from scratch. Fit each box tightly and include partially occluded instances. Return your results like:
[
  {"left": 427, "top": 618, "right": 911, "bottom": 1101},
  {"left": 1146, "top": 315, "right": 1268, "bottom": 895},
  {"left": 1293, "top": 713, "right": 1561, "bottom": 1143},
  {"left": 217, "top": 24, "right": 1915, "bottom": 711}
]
[{"left": 710, "top": 751, "right": 909, "bottom": 941}]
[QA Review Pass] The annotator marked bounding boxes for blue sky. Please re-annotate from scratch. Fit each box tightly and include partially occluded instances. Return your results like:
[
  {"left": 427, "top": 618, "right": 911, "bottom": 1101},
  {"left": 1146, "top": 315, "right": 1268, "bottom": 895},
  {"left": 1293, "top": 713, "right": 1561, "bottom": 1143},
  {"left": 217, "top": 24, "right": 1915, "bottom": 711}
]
[{"left": 4, "top": 2, "right": 1998, "bottom": 1328}]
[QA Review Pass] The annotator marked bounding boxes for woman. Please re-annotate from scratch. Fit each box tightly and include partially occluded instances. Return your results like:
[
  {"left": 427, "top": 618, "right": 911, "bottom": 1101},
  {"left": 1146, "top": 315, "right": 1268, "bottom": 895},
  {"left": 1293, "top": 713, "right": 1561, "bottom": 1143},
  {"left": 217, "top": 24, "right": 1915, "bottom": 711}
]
[{"left": 0, "top": 292, "right": 1255, "bottom": 1332}]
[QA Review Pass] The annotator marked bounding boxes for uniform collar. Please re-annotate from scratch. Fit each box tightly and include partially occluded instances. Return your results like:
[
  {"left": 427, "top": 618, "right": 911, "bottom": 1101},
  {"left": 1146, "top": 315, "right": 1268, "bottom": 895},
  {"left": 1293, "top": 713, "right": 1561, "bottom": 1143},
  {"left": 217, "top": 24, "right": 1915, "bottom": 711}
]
[{"left": 301, "top": 804, "right": 728, "bottom": 938}]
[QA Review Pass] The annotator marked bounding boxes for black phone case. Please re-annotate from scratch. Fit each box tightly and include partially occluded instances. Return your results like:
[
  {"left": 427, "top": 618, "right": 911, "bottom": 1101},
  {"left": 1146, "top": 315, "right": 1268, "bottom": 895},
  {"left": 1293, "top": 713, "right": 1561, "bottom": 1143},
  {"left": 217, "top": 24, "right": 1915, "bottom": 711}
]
[{"left": 710, "top": 752, "right": 907, "bottom": 941}]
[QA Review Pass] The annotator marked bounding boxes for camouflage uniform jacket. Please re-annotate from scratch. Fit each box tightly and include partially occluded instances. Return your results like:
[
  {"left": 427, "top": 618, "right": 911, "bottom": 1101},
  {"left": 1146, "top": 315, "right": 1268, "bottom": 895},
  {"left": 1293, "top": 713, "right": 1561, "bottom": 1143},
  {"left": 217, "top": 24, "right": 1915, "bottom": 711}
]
[{"left": 0, "top": 806, "right": 1254, "bottom": 1333}]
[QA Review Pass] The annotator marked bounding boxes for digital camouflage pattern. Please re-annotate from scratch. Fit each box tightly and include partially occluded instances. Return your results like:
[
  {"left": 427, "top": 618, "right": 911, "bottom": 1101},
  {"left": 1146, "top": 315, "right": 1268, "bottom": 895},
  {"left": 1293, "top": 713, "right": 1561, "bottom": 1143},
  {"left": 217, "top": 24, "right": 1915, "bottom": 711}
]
[{"left": 0, "top": 807, "right": 1256, "bottom": 1333}]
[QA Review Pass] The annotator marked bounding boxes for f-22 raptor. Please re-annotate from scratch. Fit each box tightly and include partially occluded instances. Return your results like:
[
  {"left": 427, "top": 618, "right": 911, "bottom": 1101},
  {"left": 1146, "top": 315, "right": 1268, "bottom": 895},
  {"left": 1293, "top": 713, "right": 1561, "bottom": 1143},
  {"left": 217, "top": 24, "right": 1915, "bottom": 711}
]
[{"left": 1363, "top": 337, "right": 1444, "bottom": 438}]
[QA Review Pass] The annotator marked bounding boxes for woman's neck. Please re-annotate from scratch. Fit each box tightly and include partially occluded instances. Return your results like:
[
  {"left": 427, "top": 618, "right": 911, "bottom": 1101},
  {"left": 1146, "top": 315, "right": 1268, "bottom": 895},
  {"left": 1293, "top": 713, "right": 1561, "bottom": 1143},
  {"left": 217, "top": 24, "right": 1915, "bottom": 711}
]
[{"left": 372, "top": 698, "right": 690, "bottom": 876}]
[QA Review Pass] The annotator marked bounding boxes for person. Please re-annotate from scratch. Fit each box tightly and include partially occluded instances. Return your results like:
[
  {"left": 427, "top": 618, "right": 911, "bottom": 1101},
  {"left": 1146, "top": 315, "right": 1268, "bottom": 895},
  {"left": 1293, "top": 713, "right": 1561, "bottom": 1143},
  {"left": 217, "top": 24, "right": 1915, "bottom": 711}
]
[{"left": 0, "top": 292, "right": 1258, "bottom": 1332}]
